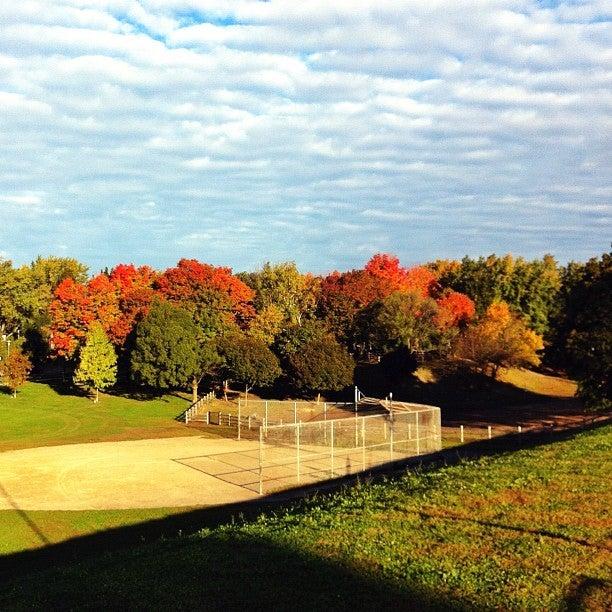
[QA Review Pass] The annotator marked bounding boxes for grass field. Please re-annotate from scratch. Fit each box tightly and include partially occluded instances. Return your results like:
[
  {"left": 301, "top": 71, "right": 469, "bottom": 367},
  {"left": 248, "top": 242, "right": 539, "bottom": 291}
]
[
  {"left": 0, "top": 382, "right": 206, "bottom": 452},
  {"left": 1, "top": 424, "right": 610, "bottom": 610}
]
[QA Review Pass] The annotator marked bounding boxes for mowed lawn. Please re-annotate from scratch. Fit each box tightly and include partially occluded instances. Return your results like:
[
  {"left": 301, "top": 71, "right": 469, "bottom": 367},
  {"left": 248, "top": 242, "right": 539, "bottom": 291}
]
[
  {"left": 0, "top": 382, "right": 204, "bottom": 452},
  {"left": 1, "top": 425, "right": 610, "bottom": 610}
]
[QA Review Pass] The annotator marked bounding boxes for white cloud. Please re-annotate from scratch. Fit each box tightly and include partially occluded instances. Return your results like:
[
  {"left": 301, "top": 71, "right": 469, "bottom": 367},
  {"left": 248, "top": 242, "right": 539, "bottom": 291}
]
[{"left": 0, "top": 0, "right": 609, "bottom": 272}]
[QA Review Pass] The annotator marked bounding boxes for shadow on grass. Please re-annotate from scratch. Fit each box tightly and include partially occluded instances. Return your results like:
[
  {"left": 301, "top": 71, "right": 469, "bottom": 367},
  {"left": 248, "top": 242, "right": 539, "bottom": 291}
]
[
  {"left": 0, "top": 420, "right": 609, "bottom": 610},
  {"left": 356, "top": 363, "right": 585, "bottom": 427},
  {"left": 0, "top": 530, "right": 457, "bottom": 611}
]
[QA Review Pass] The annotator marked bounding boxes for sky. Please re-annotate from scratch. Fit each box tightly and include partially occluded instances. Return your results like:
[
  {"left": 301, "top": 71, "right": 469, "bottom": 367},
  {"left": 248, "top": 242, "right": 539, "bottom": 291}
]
[{"left": 0, "top": 0, "right": 610, "bottom": 274}]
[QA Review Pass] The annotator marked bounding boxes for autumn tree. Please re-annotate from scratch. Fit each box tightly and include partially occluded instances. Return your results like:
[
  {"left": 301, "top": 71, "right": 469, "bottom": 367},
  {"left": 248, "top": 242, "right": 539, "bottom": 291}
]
[
  {"left": 285, "top": 335, "right": 354, "bottom": 397},
  {"left": 74, "top": 323, "right": 117, "bottom": 402},
  {"left": 0, "top": 347, "right": 32, "bottom": 397},
  {"left": 156, "top": 259, "right": 254, "bottom": 333},
  {"left": 240, "top": 261, "right": 318, "bottom": 326},
  {"left": 217, "top": 333, "right": 281, "bottom": 400},
  {"left": 453, "top": 301, "right": 544, "bottom": 377},
  {"left": 436, "top": 254, "right": 560, "bottom": 335}
]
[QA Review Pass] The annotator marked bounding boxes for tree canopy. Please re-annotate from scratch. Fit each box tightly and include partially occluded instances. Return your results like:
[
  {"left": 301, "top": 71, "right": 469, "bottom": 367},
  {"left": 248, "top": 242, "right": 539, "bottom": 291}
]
[{"left": 130, "top": 301, "right": 203, "bottom": 392}]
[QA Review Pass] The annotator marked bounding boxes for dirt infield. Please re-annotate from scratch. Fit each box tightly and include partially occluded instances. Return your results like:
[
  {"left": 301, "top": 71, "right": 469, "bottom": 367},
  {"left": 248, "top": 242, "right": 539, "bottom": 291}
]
[{"left": 0, "top": 437, "right": 262, "bottom": 511}]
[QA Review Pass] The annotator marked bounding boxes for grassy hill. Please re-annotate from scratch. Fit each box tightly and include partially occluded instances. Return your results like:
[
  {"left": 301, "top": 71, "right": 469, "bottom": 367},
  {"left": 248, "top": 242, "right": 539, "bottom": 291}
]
[{"left": 1, "top": 424, "right": 610, "bottom": 610}]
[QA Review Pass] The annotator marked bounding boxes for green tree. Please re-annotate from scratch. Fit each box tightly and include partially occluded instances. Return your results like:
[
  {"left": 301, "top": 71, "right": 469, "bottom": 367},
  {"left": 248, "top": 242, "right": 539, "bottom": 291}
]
[
  {"left": 74, "top": 323, "right": 117, "bottom": 402},
  {"left": 240, "top": 261, "right": 318, "bottom": 326},
  {"left": 217, "top": 333, "right": 281, "bottom": 399},
  {"left": 130, "top": 301, "right": 204, "bottom": 400},
  {"left": 357, "top": 291, "right": 442, "bottom": 358},
  {"left": 0, "top": 347, "right": 32, "bottom": 398},
  {"left": 436, "top": 254, "right": 560, "bottom": 335},
  {"left": 286, "top": 335, "right": 354, "bottom": 397},
  {"left": 557, "top": 252, "right": 611, "bottom": 410}
]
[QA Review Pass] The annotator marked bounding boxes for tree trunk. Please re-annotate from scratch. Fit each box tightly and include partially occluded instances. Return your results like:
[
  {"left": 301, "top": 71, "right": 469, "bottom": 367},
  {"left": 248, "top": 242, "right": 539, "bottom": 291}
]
[{"left": 191, "top": 376, "right": 198, "bottom": 404}]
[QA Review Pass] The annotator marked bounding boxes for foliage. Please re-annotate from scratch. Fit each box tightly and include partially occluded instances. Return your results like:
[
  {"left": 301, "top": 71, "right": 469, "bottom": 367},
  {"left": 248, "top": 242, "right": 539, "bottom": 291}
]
[
  {"left": 74, "top": 323, "right": 118, "bottom": 402},
  {"left": 246, "top": 304, "right": 285, "bottom": 345},
  {"left": 435, "top": 253, "right": 560, "bottom": 335},
  {"left": 555, "top": 252, "right": 611, "bottom": 410},
  {"left": 0, "top": 348, "right": 32, "bottom": 397},
  {"left": 453, "top": 301, "right": 544, "bottom": 377},
  {"left": 435, "top": 290, "right": 475, "bottom": 329},
  {"left": 217, "top": 333, "right": 281, "bottom": 391},
  {"left": 0, "top": 256, "right": 88, "bottom": 341},
  {"left": 273, "top": 319, "right": 330, "bottom": 359},
  {"left": 286, "top": 334, "right": 354, "bottom": 395},
  {"left": 357, "top": 291, "right": 443, "bottom": 357},
  {"left": 130, "top": 301, "right": 202, "bottom": 391},
  {"left": 240, "top": 261, "right": 318, "bottom": 325},
  {"left": 155, "top": 259, "right": 254, "bottom": 330}
]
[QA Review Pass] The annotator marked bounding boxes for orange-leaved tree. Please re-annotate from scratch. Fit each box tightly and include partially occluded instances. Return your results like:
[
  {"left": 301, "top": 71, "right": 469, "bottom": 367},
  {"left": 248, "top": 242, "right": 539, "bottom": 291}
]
[
  {"left": 453, "top": 301, "right": 543, "bottom": 377},
  {"left": 0, "top": 347, "right": 32, "bottom": 397}
]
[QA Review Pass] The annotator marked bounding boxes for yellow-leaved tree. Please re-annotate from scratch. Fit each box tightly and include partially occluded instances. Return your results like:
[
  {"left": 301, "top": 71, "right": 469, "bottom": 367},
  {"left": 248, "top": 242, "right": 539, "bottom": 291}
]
[{"left": 453, "top": 301, "right": 543, "bottom": 377}]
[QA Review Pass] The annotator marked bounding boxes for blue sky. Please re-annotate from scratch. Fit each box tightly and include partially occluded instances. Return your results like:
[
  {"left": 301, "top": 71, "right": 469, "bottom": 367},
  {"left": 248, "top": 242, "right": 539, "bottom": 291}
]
[{"left": 0, "top": 0, "right": 610, "bottom": 274}]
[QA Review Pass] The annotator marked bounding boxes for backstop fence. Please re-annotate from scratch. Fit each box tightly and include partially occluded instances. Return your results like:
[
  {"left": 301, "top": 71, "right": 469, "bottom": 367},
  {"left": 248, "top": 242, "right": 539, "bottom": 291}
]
[{"left": 256, "top": 405, "right": 441, "bottom": 494}]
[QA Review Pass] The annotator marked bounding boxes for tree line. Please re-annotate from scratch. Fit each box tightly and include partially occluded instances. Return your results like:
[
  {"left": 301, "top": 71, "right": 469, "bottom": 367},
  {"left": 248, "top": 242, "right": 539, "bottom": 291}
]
[{"left": 0, "top": 251, "right": 608, "bottom": 410}]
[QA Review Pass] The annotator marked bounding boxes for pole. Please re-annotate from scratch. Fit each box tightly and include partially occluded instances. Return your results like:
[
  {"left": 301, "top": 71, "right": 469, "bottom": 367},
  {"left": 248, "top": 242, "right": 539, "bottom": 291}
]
[
  {"left": 487, "top": 425, "right": 492, "bottom": 440},
  {"left": 415, "top": 412, "right": 420, "bottom": 456},
  {"left": 361, "top": 416, "right": 366, "bottom": 470},
  {"left": 460, "top": 425, "right": 464, "bottom": 443},
  {"left": 294, "top": 401, "right": 297, "bottom": 425},
  {"left": 258, "top": 427, "right": 263, "bottom": 495},
  {"left": 389, "top": 418, "right": 394, "bottom": 461},
  {"left": 237, "top": 398, "right": 241, "bottom": 440},
  {"left": 330, "top": 420, "right": 335, "bottom": 477},
  {"left": 264, "top": 400, "right": 268, "bottom": 433},
  {"left": 296, "top": 422, "right": 301, "bottom": 484},
  {"left": 355, "top": 414, "right": 358, "bottom": 448}
]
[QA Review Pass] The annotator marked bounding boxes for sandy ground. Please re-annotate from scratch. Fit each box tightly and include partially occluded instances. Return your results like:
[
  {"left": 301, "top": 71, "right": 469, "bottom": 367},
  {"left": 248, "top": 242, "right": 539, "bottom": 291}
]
[{"left": 0, "top": 436, "right": 261, "bottom": 511}]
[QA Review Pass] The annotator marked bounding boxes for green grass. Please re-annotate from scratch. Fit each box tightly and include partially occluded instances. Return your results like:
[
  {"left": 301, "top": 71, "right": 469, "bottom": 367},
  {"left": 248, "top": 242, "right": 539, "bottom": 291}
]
[
  {"left": 0, "top": 507, "right": 193, "bottom": 556},
  {"left": 0, "top": 382, "right": 202, "bottom": 452},
  {"left": 1, "top": 425, "right": 610, "bottom": 610}
]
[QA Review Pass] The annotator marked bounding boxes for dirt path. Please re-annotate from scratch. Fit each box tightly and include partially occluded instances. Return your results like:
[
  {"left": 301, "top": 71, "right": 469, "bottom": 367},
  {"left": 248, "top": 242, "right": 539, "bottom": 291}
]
[{"left": 0, "top": 437, "right": 260, "bottom": 511}]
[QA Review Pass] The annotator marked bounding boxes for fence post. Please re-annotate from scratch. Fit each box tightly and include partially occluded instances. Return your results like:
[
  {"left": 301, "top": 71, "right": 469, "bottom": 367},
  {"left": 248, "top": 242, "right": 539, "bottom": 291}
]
[
  {"left": 487, "top": 425, "right": 492, "bottom": 440},
  {"left": 294, "top": 402, "right": 297, "bottom": 425},
  {"left": 264, "top": 401, "right": 268, "bottom": 433},
  {"left": 205, "top": 411, "right": 209, "bottom": 425},
  {"left": 330, "top": 420, "right": 335, "bottom": 477},
  {"left": 258, "top": 426, "right": 263, "bottom": 495},
  {"left": 389, "top": 418, "right": 394, "bottom": 461},
  {"left": 296, "top": 422, "right": 301, "bottom": 484},
  {"left": 355, "top": 414, "right": 359, "bottom": 448},
  {"left": 237, "top": 398, "right": 241, "bottom": 440},
  {"left": 408, "top": 422, "right": 412, "bottom": 441},
  {"left": 361, "top": 416, "right": 366, "bottom": 470},
  {"left": 248, "top": 415, "right": 251, "bottom": 430},
  {"left": 323, "top": 402, "right": 328, "bottom": 442},
  {"left": 460, "top": 424, "right": 464, "bottom": 443},
  {"left": 415, "top": 412, "right": 420, "bottom": 456}
]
